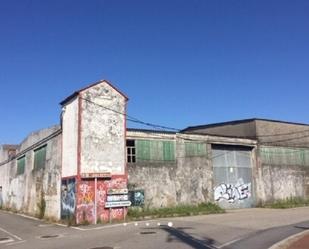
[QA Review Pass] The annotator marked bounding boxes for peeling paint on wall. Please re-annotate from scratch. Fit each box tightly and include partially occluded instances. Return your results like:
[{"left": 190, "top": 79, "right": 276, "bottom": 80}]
[{"left": 80, "top": 82, "right": 126, "bottom": 175}]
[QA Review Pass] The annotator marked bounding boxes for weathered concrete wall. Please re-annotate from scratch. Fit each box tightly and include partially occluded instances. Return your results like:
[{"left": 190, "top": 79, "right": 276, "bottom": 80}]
[
  {"left": 127, "top": 131, "right": 257, "bottom": 208},
  {"left": 62, "top": 96, "right": 78, "bottom": 178},
  {"left": 183, "top": 120, "right": 256, "bottom": 138},
  {"left": 255, "top": 120, "right": 309, "bottom": 147},
  {"left": 128, "top": 130, "right": 309, "bottom": 208},
  {"left": 183, "top": 119, "right": 309, "bottom": 147},
  {"left": 0, "top": 145, "right": 18, "bottom": 162},
  {"left": 256, "top": 145, "right": 309, "bottom": 203},
  {"left": 0, "top": 126, "right": 62, "bottom": 219},
  {"left": 259, "top": 164, "right": 309, "bottom": 202},
  {"left": 181, "top": 119, "right": 309, "bottom": 206},
  {"left": 80, "top": 82, "right": 127, "bottom": 175}
]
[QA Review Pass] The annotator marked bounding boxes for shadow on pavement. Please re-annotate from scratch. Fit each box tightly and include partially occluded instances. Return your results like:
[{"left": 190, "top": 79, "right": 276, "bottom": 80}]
[{"left": 161, "top": 226, "right": 217, "bottom": 249}]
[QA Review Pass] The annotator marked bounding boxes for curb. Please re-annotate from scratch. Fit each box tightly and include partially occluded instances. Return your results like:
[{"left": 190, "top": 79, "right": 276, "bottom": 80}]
[{"left": 268, "top": 230, "right": 309, "bottom": 249}]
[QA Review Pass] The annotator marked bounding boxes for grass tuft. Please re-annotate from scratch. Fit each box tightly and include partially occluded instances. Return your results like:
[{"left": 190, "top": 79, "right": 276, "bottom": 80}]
[
  {"left": 261, "top": 197, "right": 309, "bottom": 209},
  {"left": 127, "top": 202, "right": 224, "bottom": 220}
]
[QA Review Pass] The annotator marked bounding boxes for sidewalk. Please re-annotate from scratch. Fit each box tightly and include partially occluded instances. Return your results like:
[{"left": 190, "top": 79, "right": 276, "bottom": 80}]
[{"left": 286, "top": 232, "right": 309, "bottom": 249}]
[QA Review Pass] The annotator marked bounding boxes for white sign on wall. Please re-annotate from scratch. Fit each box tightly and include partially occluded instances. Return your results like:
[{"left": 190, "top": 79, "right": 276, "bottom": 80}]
[
  {"left": 107, "top": 195, "right": 129, "bottom": 202},
  {"left": 105, "top": 201, "right": 131, "bottom": 208},
  {"left": 107, "top": 188, "right": 128, "bottom": 195}
]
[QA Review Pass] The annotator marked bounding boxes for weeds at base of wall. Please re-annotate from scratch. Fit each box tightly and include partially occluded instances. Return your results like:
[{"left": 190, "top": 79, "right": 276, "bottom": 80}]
[
  {"left": 258, "top": 197, "right": 309, "bottom": 209},
  {"left": 97, "top": 218, "right": 103, "bottom": 224},
  {"left": 1, "top": 206, "right": 18, "bottom": 213},
  {"left": 36, "top": 191, "right": 46, "bottom": 219},
  {"left": 79, "top": 210, "right": 90, "bottom": 225},
  {"left": 127, "top": 202, "right": 225, "bottom": 220},
  {"left": 66, "top": 214, "right": 76, "bottom": 227}
]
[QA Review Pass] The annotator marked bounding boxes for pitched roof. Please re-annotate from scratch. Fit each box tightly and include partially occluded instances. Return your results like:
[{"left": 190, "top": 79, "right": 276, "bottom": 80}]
[{"left": 60, "top": 79, "right": 128, "bottom": 106}]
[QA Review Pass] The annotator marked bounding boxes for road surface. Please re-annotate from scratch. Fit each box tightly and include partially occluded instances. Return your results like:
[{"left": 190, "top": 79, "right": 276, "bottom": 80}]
[{"left": 0, "top": 207, "right": 308, "bottom": 249}]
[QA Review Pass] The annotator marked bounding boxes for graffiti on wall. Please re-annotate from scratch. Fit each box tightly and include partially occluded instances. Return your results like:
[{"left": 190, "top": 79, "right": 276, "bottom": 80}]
[
  {"left": 97, "top": 177, "right": 127, "bottom": 222},
  {"left": 76, "top": 181, "right": 95, "bottom": 224},
  {"left": 61, "top": 178, "right": 76, "bottom": 219},
  {"left": 214, "top": 182, "right": 251, "bottom": 203},
  {"left": 75, "top": 177, "right": 128, "bottom": 224},
  {"left": 129, "top": 190, "right": 145, "bottom": 206}
]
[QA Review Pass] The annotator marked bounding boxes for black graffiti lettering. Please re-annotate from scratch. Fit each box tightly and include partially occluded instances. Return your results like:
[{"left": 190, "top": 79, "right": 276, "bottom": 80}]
[{"left": 214, "top": 183, "right": 250, "bottom": 203}]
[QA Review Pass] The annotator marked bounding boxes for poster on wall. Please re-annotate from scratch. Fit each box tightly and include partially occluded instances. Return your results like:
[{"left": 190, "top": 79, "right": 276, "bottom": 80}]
[{"left": 129, "top": 190, "right": 145, "bottom": 206}]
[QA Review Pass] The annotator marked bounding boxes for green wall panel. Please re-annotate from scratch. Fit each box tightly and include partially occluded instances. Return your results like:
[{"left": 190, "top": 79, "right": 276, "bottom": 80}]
[
  {"left": 17, "top": 156, "right": 25, "bottom": 175},
  {"left": 185, "top": 142, "right": 207, "bottom": 157},
  {"left": 260, "top": 146, "right": 309, "bottom": 166},
  {"left": 136, "top": 139, "right": 175, "bottom": 162},
  {"left": 34, "top": 145, "right": 47, "bottom": 170}
]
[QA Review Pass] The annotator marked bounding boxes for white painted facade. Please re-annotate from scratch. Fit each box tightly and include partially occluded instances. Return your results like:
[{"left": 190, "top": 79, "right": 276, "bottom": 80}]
[
  {"left": 80, "top": 82, "right": 127, "bottom": 175},
  {"left": 61, "top": 97, "right": 78, "bottom": 178}
]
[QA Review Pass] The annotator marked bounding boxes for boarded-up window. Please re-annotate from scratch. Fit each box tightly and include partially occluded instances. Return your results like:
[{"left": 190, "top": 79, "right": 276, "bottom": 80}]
[
  {"left": 185, "top": 142, "right": 207, "bottom": 157},
  {"left": 34, "top": 145, "right": 47, "bottom": 170},
  {"left": 260, "top": 146, "right": 309, "bottom": 166},
  {"left": 135, "top": 139, "right": 175, "bottom": 162},
  {"left": 17, "top": 156, "right": 25, "bottom": 175}
]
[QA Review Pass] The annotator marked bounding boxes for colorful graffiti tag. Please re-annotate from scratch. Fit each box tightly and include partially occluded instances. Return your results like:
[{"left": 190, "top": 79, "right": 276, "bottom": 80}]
[
  {"left": 76, "top": 181, "right": 95, "bottom": 224},
  {"left": 97, "top": 177, "right": 128, "bottom": 222},
  {"left": 61, "top": 178, "right": 76, "bottom": 219},
  {"left": 75, "top": 176, "right": 128, "bottom": 224}
]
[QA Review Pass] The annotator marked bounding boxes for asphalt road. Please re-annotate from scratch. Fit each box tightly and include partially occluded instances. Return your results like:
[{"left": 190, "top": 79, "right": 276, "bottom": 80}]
[{"left": 0, "top": 207, "right": 308, "bottom": 249}]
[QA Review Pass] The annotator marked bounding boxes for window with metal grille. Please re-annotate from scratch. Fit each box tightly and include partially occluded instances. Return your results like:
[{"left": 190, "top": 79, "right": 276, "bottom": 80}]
[
  {"left": 17, "top": 156, "right": 25, "bottom": 175},
  {"left": 126, "top": 140, "right": 136, "bottom": 163},
  {"left": 34, "top": 145, "right": 47, "bottom": 170}
]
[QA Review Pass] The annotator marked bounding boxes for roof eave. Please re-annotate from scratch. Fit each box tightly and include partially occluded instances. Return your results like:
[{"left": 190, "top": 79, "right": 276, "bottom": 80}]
[{"left": 59, "top": 79, "right": 129, "bottom": 106}]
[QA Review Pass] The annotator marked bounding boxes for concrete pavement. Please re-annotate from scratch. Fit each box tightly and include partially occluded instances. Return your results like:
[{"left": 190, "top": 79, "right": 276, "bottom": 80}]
[{"left": 0, "top": 207, "right": 308, "bottom": 249}]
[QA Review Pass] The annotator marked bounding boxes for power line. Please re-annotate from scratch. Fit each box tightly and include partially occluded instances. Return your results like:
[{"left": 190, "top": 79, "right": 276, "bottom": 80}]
[
  {"left": 81, "top": 97, "right": 180, "bottom": 132},
  {"left": 81, "top": 97, "right": 309, "bottom": 147}
]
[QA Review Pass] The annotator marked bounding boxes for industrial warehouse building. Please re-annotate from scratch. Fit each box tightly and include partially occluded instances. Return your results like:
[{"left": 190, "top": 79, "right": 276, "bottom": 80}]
[{"left": 0, "top": 80, "right": 309, "bottom": 224}]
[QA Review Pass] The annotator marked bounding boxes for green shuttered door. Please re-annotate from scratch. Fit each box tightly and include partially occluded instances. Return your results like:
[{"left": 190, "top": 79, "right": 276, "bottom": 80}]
[
  {"left": 34, "top": 145, "right": 47, "bottom": 170},
  {"left": 17, "top": 156, "right": 25, "bottom": 175}
]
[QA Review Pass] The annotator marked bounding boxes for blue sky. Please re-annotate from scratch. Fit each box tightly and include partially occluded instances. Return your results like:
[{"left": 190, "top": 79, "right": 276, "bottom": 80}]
[{"left": 1, "top": 0, "right": 309, "bottom": 144}]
